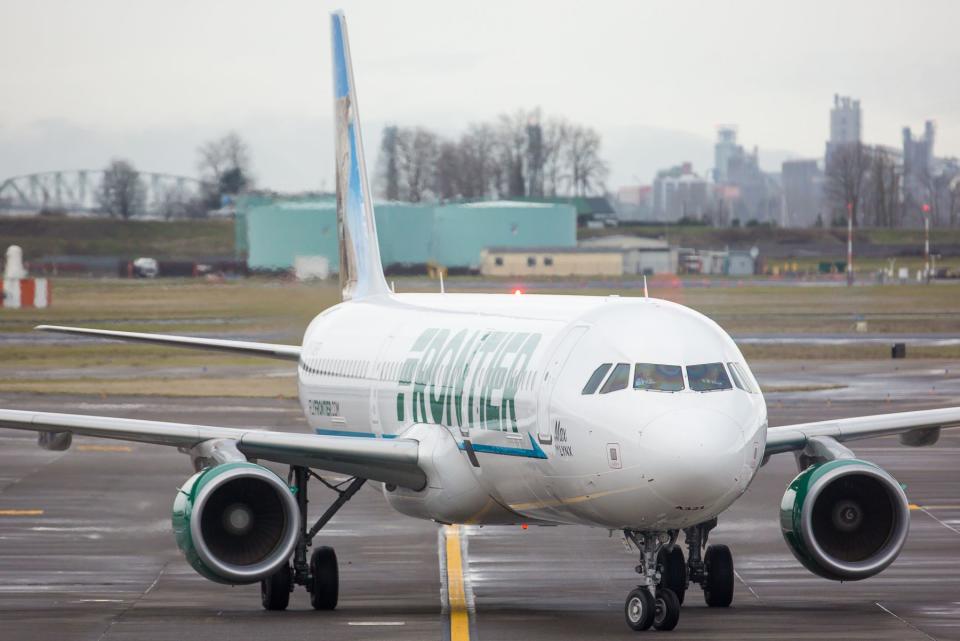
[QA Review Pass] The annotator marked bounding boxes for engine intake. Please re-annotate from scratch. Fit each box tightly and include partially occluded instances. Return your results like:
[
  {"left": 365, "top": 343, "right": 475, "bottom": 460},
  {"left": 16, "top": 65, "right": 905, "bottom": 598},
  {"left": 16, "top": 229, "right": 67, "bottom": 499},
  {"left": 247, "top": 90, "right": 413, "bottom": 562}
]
[
  {"left": 780, "top": 458, "right": 909, "bottom": 581},
  {"left": 172, "top": 462, "right": 299, "bottom": 585}
]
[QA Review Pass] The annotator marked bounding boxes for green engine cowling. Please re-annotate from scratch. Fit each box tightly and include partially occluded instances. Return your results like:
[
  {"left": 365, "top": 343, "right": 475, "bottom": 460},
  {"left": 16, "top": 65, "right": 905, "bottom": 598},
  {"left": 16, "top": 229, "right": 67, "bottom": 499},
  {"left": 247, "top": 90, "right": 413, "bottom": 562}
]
[
  {"left": 172, "top": 462, "right": 300, "bottom": 585},
  {"left": 780, "top": 458, "right": 910, "bottom": 581}
]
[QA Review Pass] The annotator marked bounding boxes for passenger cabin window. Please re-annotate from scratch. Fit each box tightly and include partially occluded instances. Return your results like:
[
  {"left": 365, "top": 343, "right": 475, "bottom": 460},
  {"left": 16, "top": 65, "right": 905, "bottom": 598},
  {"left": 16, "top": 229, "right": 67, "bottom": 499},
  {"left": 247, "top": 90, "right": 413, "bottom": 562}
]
[
  {"left": 582, "top": 363, "right": 612, "bottom": 394},
  {"left": 633, "top": 363, "right": 684, "bottom": 392},
  {"left": 727, "top": 362, "right": 760, "bottom": 394},
  {"left": 527, "top": 256, "right": 536, "bottom": 267},
  {"left": 599, "top": 363, "right": 630, "bottom": 394},
  {"left": 686, "top": 362, "right": 733, "bottom": 392}
]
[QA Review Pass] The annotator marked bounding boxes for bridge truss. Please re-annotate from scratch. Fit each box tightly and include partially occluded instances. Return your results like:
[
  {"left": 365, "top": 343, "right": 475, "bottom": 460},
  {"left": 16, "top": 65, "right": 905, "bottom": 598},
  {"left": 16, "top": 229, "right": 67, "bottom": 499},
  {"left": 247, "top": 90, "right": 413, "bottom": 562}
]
[{"left": 0, "top": 170, "right": 214, "bottom": 217}]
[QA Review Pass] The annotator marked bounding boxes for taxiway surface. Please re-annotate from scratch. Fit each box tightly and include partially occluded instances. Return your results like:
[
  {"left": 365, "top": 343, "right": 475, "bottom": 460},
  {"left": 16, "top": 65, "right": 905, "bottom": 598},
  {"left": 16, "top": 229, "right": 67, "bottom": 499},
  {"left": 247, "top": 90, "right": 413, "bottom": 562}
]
[{"left": 0, "top": 360, "right": 959, "bottom": 640}]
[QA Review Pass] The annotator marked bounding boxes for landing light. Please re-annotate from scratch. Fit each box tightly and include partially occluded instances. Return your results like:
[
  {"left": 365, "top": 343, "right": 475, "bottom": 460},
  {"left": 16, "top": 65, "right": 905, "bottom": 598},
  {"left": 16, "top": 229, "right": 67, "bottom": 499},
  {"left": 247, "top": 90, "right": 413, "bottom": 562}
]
[{"left": 513, "top": 288, "right": 524, "bottom": 296}]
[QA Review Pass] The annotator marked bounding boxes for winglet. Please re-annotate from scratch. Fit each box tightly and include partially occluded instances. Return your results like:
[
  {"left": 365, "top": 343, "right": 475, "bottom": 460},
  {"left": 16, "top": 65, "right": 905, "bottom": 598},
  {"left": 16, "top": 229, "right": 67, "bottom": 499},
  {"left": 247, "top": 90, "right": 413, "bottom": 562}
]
[{"left": 331, "top": 12, "right": 390, "bottom": 300}]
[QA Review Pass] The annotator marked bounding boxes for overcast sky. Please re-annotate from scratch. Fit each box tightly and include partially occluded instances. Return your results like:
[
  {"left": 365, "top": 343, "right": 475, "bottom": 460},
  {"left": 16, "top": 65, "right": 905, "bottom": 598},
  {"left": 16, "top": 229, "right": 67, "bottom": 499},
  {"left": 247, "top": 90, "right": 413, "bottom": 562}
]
[{"left": 1, "top": 0, "right": 958, "bottom": 191}]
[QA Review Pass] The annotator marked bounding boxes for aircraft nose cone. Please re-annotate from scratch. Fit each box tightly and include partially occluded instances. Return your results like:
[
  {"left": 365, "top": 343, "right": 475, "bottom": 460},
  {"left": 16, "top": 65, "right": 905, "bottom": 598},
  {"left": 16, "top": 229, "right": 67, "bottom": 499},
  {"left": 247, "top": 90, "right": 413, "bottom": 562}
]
[{"left": 642, "top": 408, "right": 746, "bottom": 509}]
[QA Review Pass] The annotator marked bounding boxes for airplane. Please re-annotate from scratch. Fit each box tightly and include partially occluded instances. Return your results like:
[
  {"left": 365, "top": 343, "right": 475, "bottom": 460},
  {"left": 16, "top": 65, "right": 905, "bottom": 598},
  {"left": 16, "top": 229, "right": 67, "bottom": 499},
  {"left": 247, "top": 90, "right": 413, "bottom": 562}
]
[{"left": 2, "top": 11, "right": 960, "bottom": 633}]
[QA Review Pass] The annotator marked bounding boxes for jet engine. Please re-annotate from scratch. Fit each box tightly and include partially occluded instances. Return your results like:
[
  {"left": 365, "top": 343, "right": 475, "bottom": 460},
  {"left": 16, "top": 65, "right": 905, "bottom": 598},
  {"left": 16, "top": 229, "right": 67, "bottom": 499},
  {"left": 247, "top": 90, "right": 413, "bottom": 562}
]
[
  {"left": 780, "top": 458, "right": 909, "bottom": 581},
  {"left": 172, "top": 462, "right": 300, "bottom": 585}
]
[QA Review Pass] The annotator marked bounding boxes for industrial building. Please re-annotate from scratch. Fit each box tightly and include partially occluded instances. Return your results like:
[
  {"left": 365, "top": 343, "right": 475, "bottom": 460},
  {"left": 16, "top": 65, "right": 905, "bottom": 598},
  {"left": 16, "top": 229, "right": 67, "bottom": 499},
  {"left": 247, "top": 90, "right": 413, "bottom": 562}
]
[
  {"left": 236, "top": 197, "right": 576, "bottom": 272},
  {"left": 578, "top": 235, "right": 677, "bottom": 275},
  {"left": 480, "top": 247, "right": 623, "bottom": 277},
  {"left": 678, "top": 248, "right": 757, "bottom": 276}
]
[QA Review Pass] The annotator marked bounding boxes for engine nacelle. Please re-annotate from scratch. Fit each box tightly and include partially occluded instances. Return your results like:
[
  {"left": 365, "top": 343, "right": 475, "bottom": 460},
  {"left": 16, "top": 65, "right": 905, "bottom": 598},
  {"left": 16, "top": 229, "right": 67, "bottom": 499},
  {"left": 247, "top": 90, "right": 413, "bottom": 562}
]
[
  {"left": 780, "top": 458, "right": 909, "bottom": 581},
  {"left": 383, "top": 424, "right": 518, "bottom": 524},
  {"left": 172, "top": 462, "right": 300, "bottom": 585}
]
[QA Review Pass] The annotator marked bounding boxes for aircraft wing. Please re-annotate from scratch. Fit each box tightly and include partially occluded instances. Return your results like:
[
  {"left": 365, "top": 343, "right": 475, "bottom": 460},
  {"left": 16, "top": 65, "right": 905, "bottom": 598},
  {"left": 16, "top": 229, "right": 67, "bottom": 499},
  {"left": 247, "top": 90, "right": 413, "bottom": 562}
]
[
  {"left": 0, "top": 409, "right": 425, "bottom": 490},
  {"left": 36, "top": 325, "right": 301, "bottom": 361},
  {"left": 765, "top": 406, "right": 960, "bottom": 456}
]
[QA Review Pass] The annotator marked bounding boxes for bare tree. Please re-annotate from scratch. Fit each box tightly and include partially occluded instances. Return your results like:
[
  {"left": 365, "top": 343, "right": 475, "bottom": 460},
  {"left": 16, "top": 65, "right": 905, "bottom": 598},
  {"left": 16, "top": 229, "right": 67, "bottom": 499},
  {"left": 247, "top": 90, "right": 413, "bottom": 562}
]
[
  {"left": 373, "top": 109, "right": 610, "bottom": 202},
  {"left": 866, "top": 149, "right": 899, "bottom": 227},
  {"left": 434, "top": 140, "right": 464, "bottom": 201},
  {"left": 825, "top": 142, "right": 868, "bottom": 226},
  {"left": 377, "top": 126, "right": 401, "bottom": 201},
  {"left": 950, "top": 176, "right": 960, "bottom": 228},
  {"left": 566, "top": 125, "right": 608, "bottom": 196},
  {"left": 458, "top": 123, "right": 499, "bottom": 199},
  {"left": 98, "top": 159, "right": 145, "bottom": 220},
  {"left": 541, "top": 117, "right": 571, "bottom": 197},
  {"left": 157, "top": 183, "right": 204, "bottom": 220},
  {"left": 395, "top": 127, "right": 440, "bottom": 203},
  {"left": 197, "top": 131, "right": 253, "bottom": 208}
]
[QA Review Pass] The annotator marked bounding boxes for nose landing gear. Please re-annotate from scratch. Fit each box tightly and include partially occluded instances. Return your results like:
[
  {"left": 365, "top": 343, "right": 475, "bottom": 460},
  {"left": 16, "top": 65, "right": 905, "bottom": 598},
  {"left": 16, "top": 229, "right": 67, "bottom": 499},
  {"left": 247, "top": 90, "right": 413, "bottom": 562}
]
[
  {"left": 623, "top": 530, "right": 681, "bottom": 631},
  {"left": 623, "top": 520, "right": 735, "bottom": 632}
]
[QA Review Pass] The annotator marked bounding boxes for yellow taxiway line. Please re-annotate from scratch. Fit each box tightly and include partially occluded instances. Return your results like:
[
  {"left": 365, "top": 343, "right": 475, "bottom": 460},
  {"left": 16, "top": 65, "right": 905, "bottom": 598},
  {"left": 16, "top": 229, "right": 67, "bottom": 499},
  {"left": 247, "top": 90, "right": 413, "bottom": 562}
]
[
  {"left": 77, "top": 445, "right": 132, "bottom": 452},
  {"left": 444, "top": 524, "right": 471, "bottom": 641},
  {"left": 0, "top": 509, "right": 44, "bottom": 516}
]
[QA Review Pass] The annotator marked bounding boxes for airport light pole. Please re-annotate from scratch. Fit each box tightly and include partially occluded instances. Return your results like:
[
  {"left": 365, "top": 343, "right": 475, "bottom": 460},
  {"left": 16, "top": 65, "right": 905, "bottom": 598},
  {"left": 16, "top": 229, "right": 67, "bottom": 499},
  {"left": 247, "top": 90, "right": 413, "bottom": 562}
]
[
  {"left": 846, "top": 202, "right": 854, "bottom": 286},
  {"left": 922, "top": 203, "right": 931, "bottom": 283}
]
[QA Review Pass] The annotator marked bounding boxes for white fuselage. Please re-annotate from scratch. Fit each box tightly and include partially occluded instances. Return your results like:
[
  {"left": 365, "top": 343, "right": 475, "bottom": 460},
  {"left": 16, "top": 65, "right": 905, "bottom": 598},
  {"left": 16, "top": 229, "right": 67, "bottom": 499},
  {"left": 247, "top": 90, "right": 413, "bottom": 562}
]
[{"left": 297, "top": 292, "right": 767, "bottom": 530}]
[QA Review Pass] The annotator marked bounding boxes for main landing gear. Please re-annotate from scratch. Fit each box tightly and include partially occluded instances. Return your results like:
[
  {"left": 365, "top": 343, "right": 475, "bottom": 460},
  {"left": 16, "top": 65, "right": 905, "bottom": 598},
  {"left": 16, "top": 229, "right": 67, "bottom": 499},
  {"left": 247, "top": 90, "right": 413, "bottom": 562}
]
[
  {"left": 261, "top": 466, "right": 366, "bottom": 611},
  {"left": 622, "top": 519, "right": 734, "bottom": 632}
]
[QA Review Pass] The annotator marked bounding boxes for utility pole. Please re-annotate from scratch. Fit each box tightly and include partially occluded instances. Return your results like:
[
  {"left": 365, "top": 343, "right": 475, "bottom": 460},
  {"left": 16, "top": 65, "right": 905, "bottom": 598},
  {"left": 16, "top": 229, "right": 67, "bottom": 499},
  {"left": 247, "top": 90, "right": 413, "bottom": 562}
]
[
  {"left": 921, "top": 203, "right": 931, "bottom": 283},
  {"left": 846, "top": 202, "right": 854, "bottom": 286}
]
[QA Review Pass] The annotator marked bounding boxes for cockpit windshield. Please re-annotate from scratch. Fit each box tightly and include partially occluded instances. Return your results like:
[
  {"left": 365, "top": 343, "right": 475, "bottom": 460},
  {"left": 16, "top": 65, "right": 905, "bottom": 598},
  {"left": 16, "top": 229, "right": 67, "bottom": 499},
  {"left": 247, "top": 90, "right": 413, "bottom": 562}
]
[
  {"left": 686, "top": 362, "right": 733, "bottom": 392},
  {"left": 633, "top": 363, "right": 684, "bottom": 392},
  {"left": 599, "top": 363, "right": 631, "bottom": 394},
  {"left": 582, "top": 363, "right": 612, "bottom": 395}
]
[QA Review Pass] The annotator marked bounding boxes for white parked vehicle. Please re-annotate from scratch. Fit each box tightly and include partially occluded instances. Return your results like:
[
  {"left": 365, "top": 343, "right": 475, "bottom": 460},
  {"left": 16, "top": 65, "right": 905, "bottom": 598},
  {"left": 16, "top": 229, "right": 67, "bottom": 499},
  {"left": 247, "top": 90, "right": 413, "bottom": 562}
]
[{"left": 132, "top": 257, "right": 159, "bottom": 278}]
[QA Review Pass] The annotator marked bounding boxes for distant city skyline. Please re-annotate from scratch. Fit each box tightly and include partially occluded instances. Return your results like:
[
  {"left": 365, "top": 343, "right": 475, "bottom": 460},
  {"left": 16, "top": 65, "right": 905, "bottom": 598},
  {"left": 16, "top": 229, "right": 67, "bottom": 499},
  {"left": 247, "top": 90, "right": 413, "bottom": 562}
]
[{"left": 1, "top": 0, "right": 958, "bottom": 192}]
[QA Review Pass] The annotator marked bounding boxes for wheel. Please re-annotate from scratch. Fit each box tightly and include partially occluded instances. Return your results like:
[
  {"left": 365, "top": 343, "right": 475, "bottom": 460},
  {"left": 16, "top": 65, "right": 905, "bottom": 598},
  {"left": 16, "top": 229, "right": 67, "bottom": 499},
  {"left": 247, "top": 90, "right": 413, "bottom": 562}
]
[
  {"left": 260, "top": 563, "right": 291, "bottom": 611},
  {"left": 653, "top": 588, "right": 681, "bottom": 631},
  {"left": 309, "top": 546, "right": 339, "bottom": 610},
  {"left": 703, "top": 544, "right": 734, "bottom": 608},
  {"left": 657, "top": 544, "right": 687, "bottom": 605},
  {"left": 624, "top": 587, "right": 655, "bottom": 631}
]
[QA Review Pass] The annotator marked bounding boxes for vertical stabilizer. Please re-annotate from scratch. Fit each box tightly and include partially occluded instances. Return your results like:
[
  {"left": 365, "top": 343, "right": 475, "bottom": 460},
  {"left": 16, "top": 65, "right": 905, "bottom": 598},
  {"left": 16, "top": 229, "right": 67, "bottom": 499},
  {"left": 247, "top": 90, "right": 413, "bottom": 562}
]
[{"left": 331, "top": 12, "right": 389, "bottom": 300}]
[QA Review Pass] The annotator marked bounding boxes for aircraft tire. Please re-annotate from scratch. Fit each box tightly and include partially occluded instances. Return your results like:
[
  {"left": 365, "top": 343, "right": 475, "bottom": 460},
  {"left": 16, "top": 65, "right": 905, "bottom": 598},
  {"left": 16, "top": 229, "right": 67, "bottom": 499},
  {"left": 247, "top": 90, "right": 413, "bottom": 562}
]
[
  {"left": 624, "top": 587, "right": 655, "bottom": 631},
  {"left": 309, "top": 546, "right": 339, "bottom": 610},
  {"left": 260, "top": 563, "right": 291, "bottom": 611},
  {"left": 653, "top": 588, "right": 681, "bottom": 631},
  {"left": 703, "top": 544, "right": 734, "bottom": 608},
  {"left": 658, "top": 544, "right": 687, "bottom": 605}
]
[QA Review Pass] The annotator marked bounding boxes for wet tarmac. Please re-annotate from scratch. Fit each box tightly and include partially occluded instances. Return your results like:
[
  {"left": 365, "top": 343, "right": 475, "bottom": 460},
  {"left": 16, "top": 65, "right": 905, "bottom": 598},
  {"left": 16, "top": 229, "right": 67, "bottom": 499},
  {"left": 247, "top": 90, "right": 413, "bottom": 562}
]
[{"left": 0, "top": 360, "right": 959, "bottom": 640}]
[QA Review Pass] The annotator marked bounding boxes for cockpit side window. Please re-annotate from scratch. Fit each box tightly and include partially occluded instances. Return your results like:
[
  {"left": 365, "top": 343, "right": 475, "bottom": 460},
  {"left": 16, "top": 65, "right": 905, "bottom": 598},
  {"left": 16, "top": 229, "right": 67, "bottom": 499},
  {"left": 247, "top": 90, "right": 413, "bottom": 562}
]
[
  {"left": 727, "top": 362, "right": 746, "bottom": 391},
  {"left": 599, "top": 363, "right": 631, "bottom": 394},
  {"left": 633, "top": 363, "right": 684, "bottom": 392},
  {"left": 727, "top": 362, "right": 760, "bottom": 394},
  {"left": 686, "top": 362, "right": 733, "bottom": 392},
  {"left": 582, "top": 363, "right": 612, "bottom": 395}
]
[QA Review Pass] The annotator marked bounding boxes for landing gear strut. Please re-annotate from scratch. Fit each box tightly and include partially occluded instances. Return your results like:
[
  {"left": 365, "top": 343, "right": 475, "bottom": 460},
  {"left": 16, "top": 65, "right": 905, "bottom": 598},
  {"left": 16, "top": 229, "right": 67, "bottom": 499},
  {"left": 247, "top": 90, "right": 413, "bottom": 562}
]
[
  {"left": 683, "top": 518, "right": 734, "bottom": 608},
  {"left": 260, "top": 466, "right": 365, "bottom": 611},
  {"left": 623, "top": 530, "right": 681, "bottom": 631}
]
